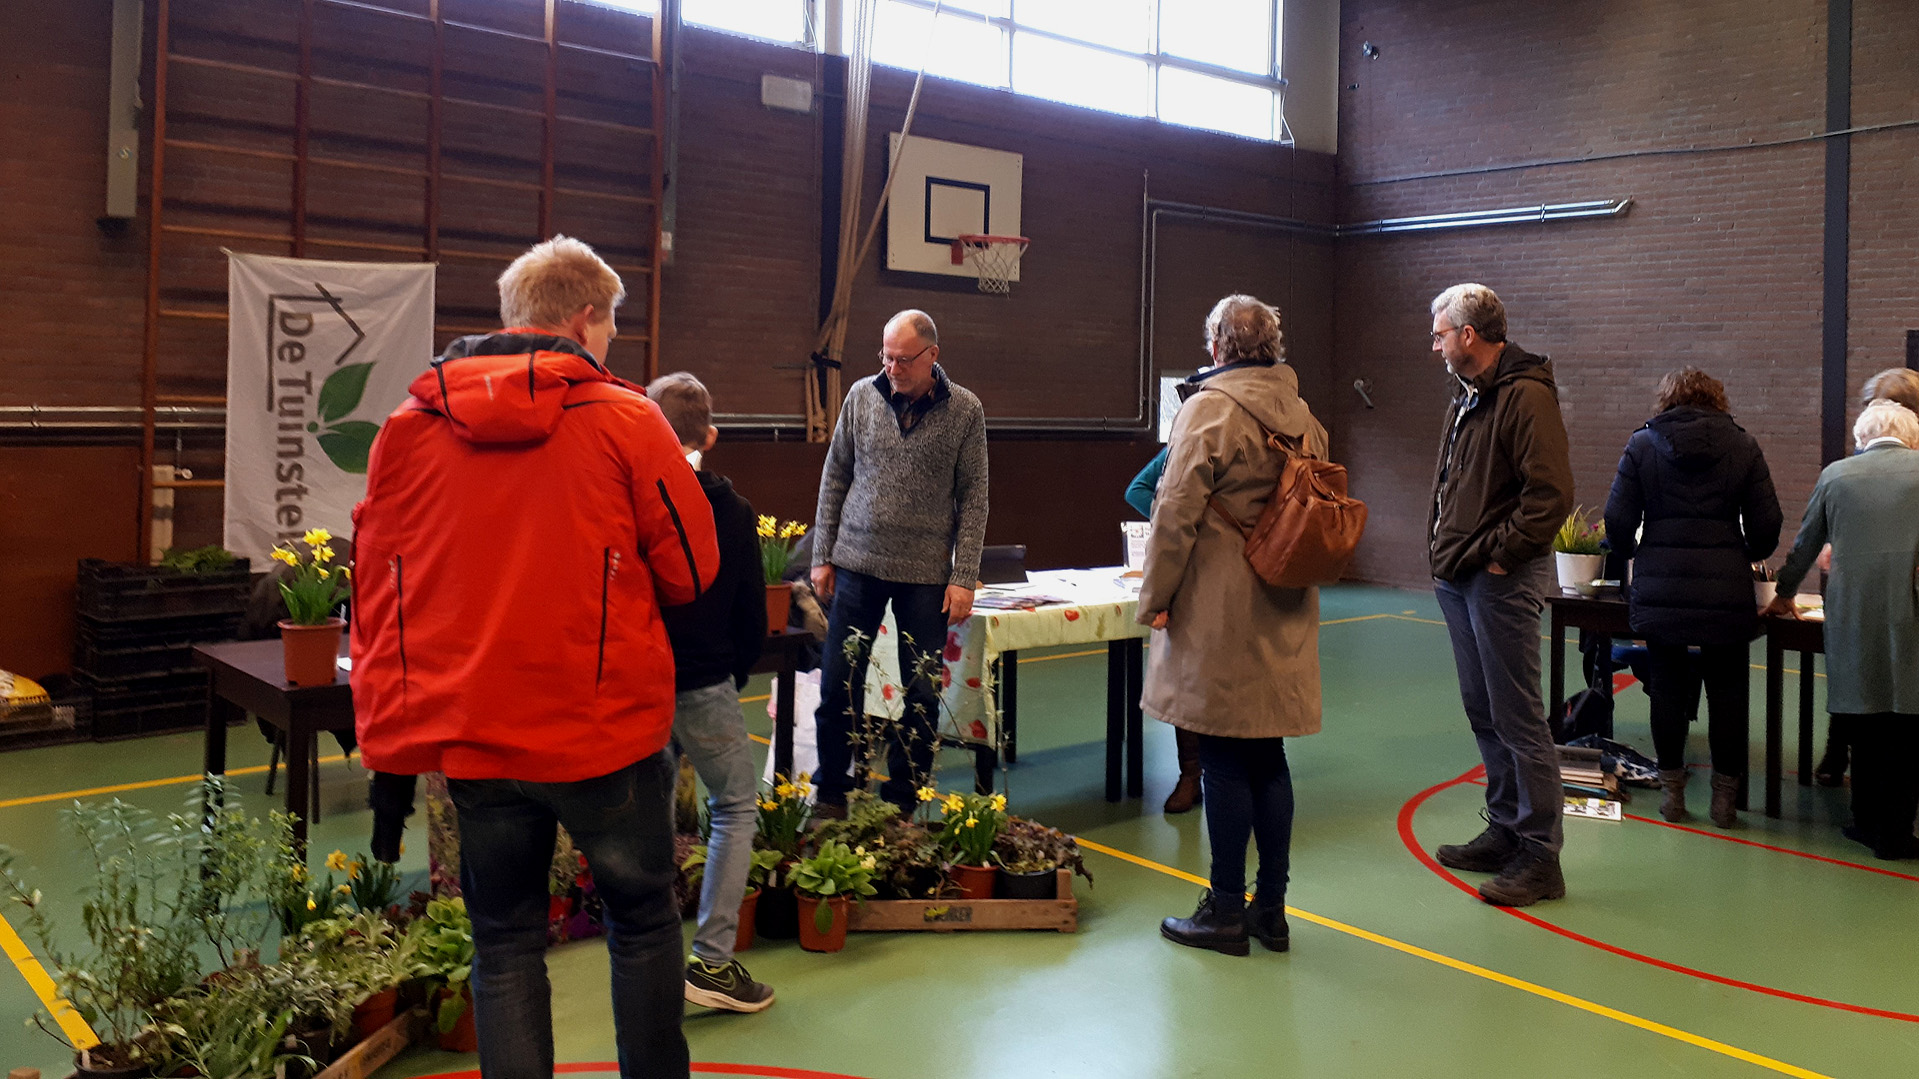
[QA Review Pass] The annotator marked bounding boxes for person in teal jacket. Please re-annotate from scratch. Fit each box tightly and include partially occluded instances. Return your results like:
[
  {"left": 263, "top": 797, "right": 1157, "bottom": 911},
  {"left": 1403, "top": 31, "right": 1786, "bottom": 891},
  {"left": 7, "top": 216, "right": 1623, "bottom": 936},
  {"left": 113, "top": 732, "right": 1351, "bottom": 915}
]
[
  {"left": 1127, "top": 444, "right": 1201, "bottom": 814},
  {"left": 1765, "top": 399, "right": 1919, "bottom": 860}
]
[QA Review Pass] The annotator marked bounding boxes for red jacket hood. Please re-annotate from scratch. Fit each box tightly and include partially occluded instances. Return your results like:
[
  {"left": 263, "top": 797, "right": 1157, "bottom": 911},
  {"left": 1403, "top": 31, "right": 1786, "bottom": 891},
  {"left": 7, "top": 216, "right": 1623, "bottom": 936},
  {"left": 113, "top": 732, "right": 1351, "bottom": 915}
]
[{"left": 410, "top": 330, "right": 621, "bottom": 445}]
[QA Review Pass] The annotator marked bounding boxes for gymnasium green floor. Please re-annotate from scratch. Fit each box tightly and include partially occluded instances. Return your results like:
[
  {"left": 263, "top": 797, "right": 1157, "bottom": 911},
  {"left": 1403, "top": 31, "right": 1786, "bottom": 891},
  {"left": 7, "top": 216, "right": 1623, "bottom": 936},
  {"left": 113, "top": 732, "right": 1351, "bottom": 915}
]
[{"left": 3, "top": 585, "right": 1913, "bottom": 1078}]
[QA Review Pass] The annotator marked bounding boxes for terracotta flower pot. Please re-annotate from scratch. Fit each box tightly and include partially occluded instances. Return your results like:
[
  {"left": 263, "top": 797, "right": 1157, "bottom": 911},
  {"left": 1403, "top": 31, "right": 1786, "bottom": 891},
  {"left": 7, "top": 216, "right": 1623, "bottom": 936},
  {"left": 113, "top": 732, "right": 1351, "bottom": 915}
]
[
  {"left": 949, "top": 862, "right": 998, "bottom": 900},
  {"left": 436, "top": 987, "right": 478, "bottom": 1053},
  {"left": 350, "top": 985, "right": 398, "bottom": 1043},
  {"left": 735, "top": 887, "right": 760, "bottom": 953},
  {"left": 279, "top": 617, "right": 346, "bottom": 687},
  {"left": 795, "top": 895, "right": 850, "bottom": 952},
  {"left": 765, "top": 583, "right": 793, "bottom": 634}
]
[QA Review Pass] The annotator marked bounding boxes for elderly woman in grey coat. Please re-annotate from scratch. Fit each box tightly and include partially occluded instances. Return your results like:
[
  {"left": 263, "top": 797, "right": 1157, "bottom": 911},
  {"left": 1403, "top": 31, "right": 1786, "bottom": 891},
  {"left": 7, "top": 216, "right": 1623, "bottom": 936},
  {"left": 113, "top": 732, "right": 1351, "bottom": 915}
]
[
  {"left": 1764, "top": 399, "right": 1919, "bottom": 860},
  {"left": 1138, "top": 294, "right": 1328, "bottom": 955}
]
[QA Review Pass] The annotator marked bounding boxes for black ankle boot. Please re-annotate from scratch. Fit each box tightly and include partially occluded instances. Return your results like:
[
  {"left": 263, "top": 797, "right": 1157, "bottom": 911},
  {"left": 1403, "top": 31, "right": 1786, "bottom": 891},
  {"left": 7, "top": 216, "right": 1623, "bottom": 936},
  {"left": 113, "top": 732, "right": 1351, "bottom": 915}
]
[
  {"left": 1248, "top": 893, "right": 1289, "bottom": 953},
  {"left": 1160, "top": 889, "right": 1250, "bottom": 956},
  {"left": 1477, "top": 846, "right": 1566, "bottom": 908}
]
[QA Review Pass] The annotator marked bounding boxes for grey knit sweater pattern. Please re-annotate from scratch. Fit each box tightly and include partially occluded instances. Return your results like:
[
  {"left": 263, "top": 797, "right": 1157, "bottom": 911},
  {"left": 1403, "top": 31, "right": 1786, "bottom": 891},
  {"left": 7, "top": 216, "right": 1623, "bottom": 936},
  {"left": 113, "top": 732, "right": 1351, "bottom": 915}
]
[{"left": 813, "top": 370, "right": 990, "bottom": 588}]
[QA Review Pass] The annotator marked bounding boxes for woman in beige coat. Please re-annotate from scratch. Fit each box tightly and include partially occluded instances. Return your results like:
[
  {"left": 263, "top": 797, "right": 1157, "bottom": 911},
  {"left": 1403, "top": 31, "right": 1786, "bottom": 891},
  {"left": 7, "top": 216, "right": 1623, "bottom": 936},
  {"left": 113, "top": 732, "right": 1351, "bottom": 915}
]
[{"left": 1138, "top": 294, "right": 1328, "bottom": 956}]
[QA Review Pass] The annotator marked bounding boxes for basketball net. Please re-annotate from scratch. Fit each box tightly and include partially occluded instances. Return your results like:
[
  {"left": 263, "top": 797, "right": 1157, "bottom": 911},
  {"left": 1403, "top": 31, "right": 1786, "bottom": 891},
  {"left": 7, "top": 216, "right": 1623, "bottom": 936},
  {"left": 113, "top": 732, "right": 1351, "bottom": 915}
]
[{"left": 955, "top": 236, "right": 1029, "bottom": 294}]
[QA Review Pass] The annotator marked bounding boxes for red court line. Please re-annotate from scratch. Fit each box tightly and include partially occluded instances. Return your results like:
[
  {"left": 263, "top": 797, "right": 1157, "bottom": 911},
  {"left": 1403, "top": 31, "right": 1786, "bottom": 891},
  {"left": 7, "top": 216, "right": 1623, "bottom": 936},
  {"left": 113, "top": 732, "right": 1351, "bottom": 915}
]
[
  {"left": 1459, "top": 777, "right": 1918, "bottom": 882},
  {"left": 420, "top": 1059, "right": 878, "bottom": 1067},
  {"left": 1400, "top": 767, "right": 1919, "bottom": 1023}
]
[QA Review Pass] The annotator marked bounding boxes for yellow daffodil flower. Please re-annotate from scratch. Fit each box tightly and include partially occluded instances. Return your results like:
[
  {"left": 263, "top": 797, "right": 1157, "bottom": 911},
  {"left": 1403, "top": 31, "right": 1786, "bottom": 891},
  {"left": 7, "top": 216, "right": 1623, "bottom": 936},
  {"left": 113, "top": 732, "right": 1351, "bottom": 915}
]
[
  {"left": 271, "top": 548, "right": 299, "bottom": 566},
  {"left": 314, "top": 545, "right": 335, "bottom": 562},
  {"left": 290, "top": 864, "right": 307, "bottom": 882},
  {"left": 335, "top": 884, "right": 351, "bottom": 895},
  {"left": 325, "top": 850, "right": 348, "bottom": 872},
  {"left": 341, "top": 566, "right": 353, "bottom": 581},
  {"left": 943, "top": 794, "right": 965, "bottom": 813},
  {"left": 964, "top": 816, "right": 979, "bottom": 828},
  {"left": 774, "top": 782, "right": 795, "bottom": 799},
  {"left": 316, "top": 567, "right": 330, "bottom": 579},
  {"left": 306, "top": 898, "right": 317, "bottom": 911},
  {"left": 989, "top": 794, "right": 1007, "bottom": 812},
  {"left": 916, "top": 786, "right": 937, "bottom": 802},
  {"left": 303, "top": 528, "right": 332, "bottom": 547},
  {"left": 347, "top": 860, "right": 362, "bottom": 880},
  {"left": 757, "top": 515, "right": 776, "bottom": 538}
]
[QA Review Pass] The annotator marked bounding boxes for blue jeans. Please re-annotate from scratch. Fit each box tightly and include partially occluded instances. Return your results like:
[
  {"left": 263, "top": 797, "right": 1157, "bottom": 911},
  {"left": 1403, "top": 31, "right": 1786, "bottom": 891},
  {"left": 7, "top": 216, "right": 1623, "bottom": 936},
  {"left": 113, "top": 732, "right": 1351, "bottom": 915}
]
[
  {"left": 1434, "top": 558, "right": 1564, "bottom": 855},
  {"left": 448, "top": 753, "right": 688, "bottom": 1079},
  {"left": 1197, "top": 734, "right": 1294, "bottom": 914},
  {"left": 814, "top": 567, "right": 949, "bottom": 809},
  {"left": 671, "top": 679, "right": 758, "bottom": 964}
]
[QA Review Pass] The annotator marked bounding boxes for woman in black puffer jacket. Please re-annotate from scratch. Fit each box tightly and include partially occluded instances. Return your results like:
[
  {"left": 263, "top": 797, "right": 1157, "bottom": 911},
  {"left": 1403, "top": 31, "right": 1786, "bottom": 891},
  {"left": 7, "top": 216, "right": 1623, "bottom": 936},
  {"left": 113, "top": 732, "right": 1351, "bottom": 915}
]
[{"left": 1605, "top": 370, "right": 1782, "bottom": 827}]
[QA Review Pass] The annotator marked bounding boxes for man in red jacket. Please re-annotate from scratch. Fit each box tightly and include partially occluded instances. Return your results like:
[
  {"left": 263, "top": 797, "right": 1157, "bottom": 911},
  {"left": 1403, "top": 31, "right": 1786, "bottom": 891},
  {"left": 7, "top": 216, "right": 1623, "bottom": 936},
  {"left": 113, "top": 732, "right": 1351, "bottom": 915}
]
[{"left": 351, "top": 235, "right": 717, "bottom": 1079}]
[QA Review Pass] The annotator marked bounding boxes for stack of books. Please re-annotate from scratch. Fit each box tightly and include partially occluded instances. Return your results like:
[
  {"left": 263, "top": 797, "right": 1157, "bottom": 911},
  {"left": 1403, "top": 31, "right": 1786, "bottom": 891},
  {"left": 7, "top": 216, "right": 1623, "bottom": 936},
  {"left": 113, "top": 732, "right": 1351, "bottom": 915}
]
[{"left": 1557, "top": 744, "right": 1619, "bottom": 801}]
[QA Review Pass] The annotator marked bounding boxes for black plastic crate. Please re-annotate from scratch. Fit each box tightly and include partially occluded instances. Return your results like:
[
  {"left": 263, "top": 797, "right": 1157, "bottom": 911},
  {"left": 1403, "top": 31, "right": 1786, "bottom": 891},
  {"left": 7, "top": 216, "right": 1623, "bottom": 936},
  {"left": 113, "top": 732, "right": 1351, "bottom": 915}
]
[
  {"left": 76, "top": 558, "right": 252, "bottom": 622},
  {"left": 81, "top": 669, "right": 211, "bottom": 741},
  {"left": 0, "top": 695, "right": 90, "bottom": 751},
  {"left": 74, "top": 612, "right": 242, "bottom": 678}
]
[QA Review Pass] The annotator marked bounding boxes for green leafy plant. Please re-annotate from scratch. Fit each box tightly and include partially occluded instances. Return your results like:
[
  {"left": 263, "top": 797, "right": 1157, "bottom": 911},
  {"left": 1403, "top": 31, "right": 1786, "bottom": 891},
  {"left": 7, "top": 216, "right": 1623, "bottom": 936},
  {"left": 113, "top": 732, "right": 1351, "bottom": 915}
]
[
  {"left": 157, "top": 544, "right": 238, "bottom": 573},
  {"left": 757, "top": 516, "right": 808, "bottom": 584},
  {"left": 346, "top": 854, "right": 405, "bottom": 914},
  {"left": 413, "top": 896, "right": 476, "bottom": 1034},
  {"left": 0, "top": 782, "right": 272, "bottom": 1064},
  {"left": 788, "top": 840, "right": 878, "bottom": 933},
  {"left": 155, "top": 967, "right": 313, "bottom": 1079},
  {"left": 931, "top": 788, "right": 1008, "bottom": 867},
  {"left": 755, "top": 773, "right": 813, "bottom": 858},
  {"left": 1552, "top": 506, "right": 1607, "bottom": 555},
  {"left": 992, "top": 817, "right": 1094, "bottom": 883},
  {"left": 270, "top": 528, "right": 351, "bottom": 625},
  {"left": 745, "top": 847, "right": 787, "bottom": 891}
]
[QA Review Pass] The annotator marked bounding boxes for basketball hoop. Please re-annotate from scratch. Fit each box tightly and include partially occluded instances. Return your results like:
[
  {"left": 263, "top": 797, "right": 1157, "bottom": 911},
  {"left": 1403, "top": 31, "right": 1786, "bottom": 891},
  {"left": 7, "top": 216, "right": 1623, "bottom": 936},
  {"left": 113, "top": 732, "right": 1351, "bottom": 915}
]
[{"left": 951, "top": 234, "right": 1029, "bottom": 294}]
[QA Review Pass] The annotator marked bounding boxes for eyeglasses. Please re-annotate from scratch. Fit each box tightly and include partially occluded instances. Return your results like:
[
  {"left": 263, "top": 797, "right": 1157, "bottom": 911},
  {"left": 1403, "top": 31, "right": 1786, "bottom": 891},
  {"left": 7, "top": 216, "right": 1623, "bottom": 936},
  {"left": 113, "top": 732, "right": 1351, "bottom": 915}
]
[
  {"left": 878, "top": 343, "right": 934, "bottom": 368},
  {"left": 1430, "top": 325, "right": 1464, "bottom": 344}
]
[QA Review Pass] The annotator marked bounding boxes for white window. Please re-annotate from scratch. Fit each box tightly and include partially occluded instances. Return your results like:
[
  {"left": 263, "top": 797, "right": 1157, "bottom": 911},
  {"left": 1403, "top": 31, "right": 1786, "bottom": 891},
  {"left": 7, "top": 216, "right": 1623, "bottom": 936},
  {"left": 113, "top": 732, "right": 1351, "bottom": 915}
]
[{"left": 580, "top": 1, "right": 1292, "bottom": 143}]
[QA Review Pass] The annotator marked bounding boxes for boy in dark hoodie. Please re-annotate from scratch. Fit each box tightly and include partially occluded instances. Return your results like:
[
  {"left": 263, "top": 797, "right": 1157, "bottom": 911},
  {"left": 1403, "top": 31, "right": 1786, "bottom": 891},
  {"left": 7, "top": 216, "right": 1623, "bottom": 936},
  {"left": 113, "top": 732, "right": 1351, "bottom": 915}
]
[{"left": 646, "top": 372, "right": 773, "bottom": 1013}]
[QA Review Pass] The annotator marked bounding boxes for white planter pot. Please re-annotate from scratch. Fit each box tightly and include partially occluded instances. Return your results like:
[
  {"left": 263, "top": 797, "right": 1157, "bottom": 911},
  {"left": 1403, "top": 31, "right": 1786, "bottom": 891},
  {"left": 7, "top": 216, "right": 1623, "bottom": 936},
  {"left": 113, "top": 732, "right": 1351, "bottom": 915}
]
[
  {"left": 1754, "top": 580, "right": 1777, "bottom": 609},
  {"left": 1554, "top": 552, "right": 1605, "bottom": 594}
]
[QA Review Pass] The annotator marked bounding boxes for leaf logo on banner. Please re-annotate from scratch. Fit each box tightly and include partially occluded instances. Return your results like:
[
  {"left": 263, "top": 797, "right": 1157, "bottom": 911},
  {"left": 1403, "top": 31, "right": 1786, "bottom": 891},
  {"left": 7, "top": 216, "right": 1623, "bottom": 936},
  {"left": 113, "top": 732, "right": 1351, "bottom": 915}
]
[{"left": 307, "top": 363, "right": 380, "bottom": 474}]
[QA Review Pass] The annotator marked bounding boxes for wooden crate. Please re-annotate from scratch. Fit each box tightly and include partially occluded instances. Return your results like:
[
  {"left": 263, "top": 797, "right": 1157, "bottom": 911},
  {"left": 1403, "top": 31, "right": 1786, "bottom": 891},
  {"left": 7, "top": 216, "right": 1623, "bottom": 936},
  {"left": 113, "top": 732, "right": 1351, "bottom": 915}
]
[
  {"left": 846, "top": 869, "right": 1076, "bottom": 933},
  {"left": 314, "top": 1007, "right": 429, "bottom": 1079}
]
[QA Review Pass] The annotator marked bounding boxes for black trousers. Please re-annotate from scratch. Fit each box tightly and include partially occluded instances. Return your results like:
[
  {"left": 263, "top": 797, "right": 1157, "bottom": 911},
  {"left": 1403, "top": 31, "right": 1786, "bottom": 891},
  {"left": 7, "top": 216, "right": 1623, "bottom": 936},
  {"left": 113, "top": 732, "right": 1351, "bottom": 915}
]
[
  {"left": 1843, "top": 713, "right": 1919, "bottom": 854},
  {"left": 1645, "top": 641, "right": 1749, "bottom": 775}
]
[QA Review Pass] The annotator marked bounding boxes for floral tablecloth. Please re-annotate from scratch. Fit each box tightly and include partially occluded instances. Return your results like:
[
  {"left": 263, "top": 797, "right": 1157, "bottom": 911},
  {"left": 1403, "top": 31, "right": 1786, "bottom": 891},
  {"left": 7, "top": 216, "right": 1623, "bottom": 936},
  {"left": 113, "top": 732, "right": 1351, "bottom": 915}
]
[{"left": 861, "top": 568, "right": 1147, "bottom": 749}]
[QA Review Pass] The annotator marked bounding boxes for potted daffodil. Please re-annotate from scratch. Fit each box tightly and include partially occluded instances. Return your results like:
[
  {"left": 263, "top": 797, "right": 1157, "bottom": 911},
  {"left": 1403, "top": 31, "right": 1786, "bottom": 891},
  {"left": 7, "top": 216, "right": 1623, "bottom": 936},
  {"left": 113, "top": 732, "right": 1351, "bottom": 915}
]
[{"left": 271, "top": 528, "right": 351, "bottom": 686}]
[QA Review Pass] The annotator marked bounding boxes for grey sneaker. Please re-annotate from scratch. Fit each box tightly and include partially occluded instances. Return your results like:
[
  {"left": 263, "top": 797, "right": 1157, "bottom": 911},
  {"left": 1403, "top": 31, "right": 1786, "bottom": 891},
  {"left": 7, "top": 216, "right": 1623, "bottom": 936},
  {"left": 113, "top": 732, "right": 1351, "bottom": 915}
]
[{"left": 684, "top": 958, "right": 775, "bottom": 1013}]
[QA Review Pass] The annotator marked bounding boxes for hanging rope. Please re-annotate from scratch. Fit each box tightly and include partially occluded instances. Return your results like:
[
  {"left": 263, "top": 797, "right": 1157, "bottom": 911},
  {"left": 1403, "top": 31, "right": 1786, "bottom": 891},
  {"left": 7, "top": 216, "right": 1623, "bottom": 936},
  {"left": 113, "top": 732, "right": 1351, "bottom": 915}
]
[{"left": 806, "top": 0, "right": 942, "bottom": 442}]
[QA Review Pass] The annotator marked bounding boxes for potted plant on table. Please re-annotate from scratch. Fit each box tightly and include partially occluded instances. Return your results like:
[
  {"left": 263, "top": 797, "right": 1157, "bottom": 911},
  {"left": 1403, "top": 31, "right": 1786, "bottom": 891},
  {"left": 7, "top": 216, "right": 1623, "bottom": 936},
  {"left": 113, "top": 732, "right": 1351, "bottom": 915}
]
[
  {"left": 271, "top": 528, "right": 351, "bottom": 687},
  {"left": 788, "top": 841, "right": 877, "bottom": 953},
  {"left": 1551, "top": 507, "right": 1607, "bottom": 595},
  {"left": 932, "top": 789, "right": 1007, "bottom": 900},
  {"left": 757, "top": 516, "right": 807, "bottom": 632}
]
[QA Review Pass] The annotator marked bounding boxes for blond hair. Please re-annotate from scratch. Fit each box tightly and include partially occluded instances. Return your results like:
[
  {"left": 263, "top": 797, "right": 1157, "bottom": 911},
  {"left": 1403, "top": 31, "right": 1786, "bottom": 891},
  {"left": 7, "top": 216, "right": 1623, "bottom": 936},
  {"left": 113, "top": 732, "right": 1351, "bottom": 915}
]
[
  {"left": 646, "top": 372, "right": 712, "bottom": 449},
  {"left": 1854, "top": 399, "right": 1919, "bottom": 450},
  {"left": 497, "top": 235, "right": 625, "bottom": 330}
]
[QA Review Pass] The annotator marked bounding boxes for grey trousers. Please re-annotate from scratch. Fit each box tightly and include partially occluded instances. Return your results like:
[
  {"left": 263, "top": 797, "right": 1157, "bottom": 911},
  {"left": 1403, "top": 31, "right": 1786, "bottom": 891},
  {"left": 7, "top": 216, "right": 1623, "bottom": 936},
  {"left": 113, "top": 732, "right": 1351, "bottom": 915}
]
[{"left": 1434, "top": 557, "right": 1564, "bottom": 855}]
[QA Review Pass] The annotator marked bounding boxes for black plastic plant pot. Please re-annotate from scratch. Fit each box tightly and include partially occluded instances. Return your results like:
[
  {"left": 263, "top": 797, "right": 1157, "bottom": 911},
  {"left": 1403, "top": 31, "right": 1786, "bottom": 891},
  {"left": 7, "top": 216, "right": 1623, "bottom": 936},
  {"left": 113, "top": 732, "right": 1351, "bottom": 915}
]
[{"left": 995, "top": 868, "right": 1058, "bottom": 900}]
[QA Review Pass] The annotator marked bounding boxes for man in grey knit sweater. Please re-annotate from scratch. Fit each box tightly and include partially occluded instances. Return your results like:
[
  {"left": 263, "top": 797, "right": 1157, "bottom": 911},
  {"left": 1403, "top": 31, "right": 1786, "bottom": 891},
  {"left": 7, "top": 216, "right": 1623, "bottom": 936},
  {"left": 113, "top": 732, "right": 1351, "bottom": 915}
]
[{"left": 810, "top": 309, "right": 989, "bottom": 814}]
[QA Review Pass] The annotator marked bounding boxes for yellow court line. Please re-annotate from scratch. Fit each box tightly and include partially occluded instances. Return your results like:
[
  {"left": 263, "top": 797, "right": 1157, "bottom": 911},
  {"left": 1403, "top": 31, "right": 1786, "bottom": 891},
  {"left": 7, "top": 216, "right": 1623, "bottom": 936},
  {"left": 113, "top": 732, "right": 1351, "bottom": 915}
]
[
  {"left": 1323, "top": 613, "right": 1396, "bottom": 626},
  {"left": 0, "top": 754, "right": 353, "bottom": 812},
  {"left": 1072, "top": 837, "right": 1830, "bottom": 1079},
  {"left": 0, "top": 903, "right": 98, "bottom": 1049}
]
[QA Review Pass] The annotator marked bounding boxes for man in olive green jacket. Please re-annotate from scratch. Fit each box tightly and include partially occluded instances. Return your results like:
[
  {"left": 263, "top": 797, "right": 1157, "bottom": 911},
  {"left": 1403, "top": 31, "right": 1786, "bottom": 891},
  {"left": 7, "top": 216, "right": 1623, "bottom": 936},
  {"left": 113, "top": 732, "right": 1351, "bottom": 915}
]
[{"left": 1425, "top": 283, "right": 1575, "bottom": 908}]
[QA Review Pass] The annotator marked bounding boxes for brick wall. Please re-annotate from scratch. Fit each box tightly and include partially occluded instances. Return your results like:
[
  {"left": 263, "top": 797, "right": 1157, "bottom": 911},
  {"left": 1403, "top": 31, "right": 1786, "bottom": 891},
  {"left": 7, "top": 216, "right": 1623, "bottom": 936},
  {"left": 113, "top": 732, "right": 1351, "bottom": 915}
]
[
  {"left": 1331, "top": 0, "right": 1914, "bottom": 589},
  {"left": 0, "top": 5, "right": 1332, "bottom": 673}
]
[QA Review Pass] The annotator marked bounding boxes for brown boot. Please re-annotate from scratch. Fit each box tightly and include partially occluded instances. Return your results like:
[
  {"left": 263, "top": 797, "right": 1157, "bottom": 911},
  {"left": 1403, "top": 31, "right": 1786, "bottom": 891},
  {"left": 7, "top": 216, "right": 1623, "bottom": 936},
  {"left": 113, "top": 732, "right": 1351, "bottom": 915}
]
[
  {"left": 1709, "top": 772, "right": 1740, "bottom": 828},
  {"left": 1658, "top": 769, "right": 1689, "bottom": 822},
  {"left": 1163, "top": 726, "right": 1203, "bottom": 814}
]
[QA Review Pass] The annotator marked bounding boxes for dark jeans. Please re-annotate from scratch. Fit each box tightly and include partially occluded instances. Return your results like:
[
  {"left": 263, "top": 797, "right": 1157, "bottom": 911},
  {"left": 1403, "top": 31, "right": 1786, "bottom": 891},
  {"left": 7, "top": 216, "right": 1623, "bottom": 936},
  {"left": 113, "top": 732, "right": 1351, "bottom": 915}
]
[
  {"left": 1435, "top": 558, "right": 1564, "bottom": 855},
  {"left": 814, "top": 567, "right": 949, "bottom": 809},
  {"left": 1843, "top": 713, "right": 1919, "bottom": 854},
  {"left": 1196, "top": 734, "right": 1294, "bottom": 915},
  {"left": 448, "top": 753, "right": 688, "bottom": 1079},
  {"left": 1646, "top": 641, "right": 1750, "bottom": 775}
]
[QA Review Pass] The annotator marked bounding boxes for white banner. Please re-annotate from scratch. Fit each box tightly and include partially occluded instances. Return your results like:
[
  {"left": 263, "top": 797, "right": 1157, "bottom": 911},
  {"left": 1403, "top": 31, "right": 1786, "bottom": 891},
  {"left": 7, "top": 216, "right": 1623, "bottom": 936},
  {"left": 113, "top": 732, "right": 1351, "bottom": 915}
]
[{"left": 224, "top": 253, "right": 435, "bottom": 562}]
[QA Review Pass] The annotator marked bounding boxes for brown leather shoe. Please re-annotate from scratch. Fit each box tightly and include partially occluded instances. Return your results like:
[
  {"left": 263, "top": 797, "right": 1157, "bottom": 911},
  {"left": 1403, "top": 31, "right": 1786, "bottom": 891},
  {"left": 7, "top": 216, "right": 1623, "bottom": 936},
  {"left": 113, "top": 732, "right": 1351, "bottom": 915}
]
[{"left": 1163, "top": 772, "right": 1202, "bottom": 814}]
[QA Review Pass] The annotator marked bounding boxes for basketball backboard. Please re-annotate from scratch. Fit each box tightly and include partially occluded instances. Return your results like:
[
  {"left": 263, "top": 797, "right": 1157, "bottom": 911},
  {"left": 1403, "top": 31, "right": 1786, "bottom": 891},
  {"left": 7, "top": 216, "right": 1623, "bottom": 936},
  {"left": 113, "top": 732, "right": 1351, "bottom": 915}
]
[{"left": 885, "top": 133, "right": 1023, "bottom": 281}]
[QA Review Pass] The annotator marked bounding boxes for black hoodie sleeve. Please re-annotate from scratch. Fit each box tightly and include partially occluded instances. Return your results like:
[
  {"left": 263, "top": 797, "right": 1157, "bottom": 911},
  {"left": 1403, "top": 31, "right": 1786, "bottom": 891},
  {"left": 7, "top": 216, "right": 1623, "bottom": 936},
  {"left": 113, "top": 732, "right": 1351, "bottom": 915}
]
[{"left": 725, "top": 492, "right": 768, "bottom": 687}]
